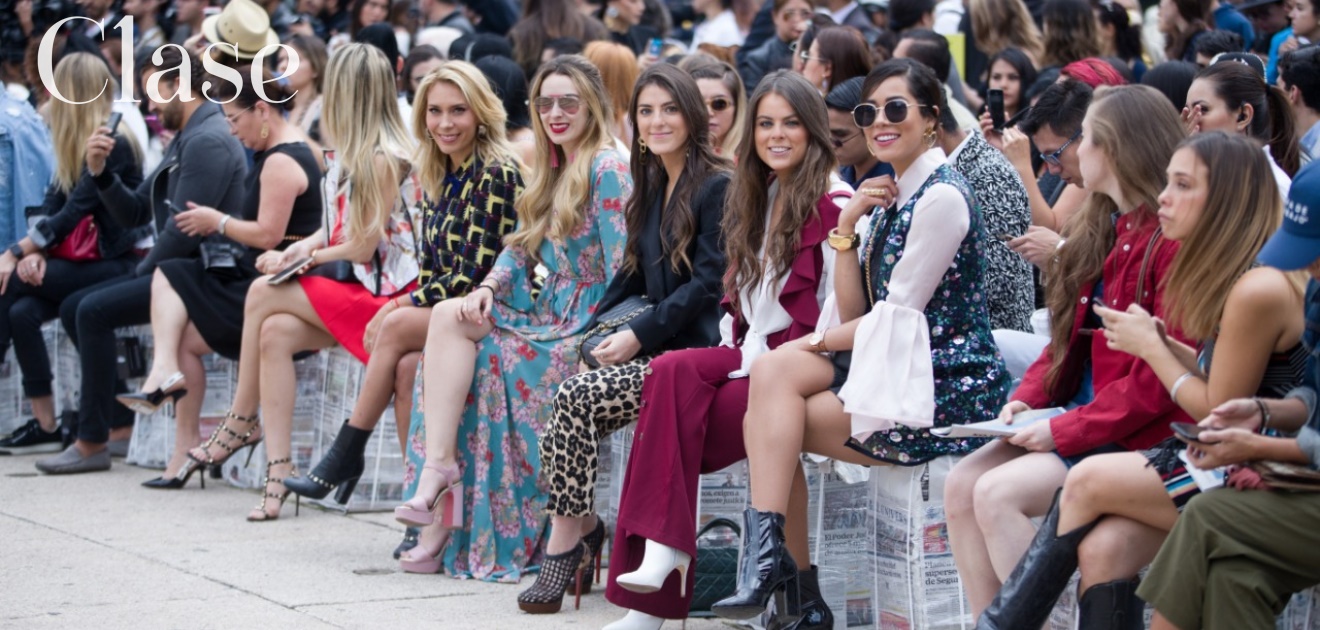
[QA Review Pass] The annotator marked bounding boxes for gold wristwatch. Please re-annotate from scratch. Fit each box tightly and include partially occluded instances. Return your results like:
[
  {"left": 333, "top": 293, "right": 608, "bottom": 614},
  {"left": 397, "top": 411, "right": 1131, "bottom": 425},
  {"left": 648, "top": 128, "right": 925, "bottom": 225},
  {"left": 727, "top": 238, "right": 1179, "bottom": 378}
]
[
  {"left": 827, "top": 228, "right": 859, "bottom": 251},
  {"left": 808, "top": 330, "right": 829, "bottom": 353}
]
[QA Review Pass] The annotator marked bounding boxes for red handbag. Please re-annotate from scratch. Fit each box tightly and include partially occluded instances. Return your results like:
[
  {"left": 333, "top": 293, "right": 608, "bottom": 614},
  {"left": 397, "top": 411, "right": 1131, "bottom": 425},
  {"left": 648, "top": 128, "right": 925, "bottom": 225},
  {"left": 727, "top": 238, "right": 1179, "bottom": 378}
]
[{"left": 48, "top": 215, "right": 102, "bottom": 261}]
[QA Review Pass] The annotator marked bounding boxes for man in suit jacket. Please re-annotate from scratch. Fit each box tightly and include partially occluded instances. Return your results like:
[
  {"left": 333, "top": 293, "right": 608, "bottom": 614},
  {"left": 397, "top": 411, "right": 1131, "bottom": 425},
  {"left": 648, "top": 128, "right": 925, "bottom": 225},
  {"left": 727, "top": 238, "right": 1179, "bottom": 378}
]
[{"left": 817, "top": 0, "right": 882, "bottom": 43}]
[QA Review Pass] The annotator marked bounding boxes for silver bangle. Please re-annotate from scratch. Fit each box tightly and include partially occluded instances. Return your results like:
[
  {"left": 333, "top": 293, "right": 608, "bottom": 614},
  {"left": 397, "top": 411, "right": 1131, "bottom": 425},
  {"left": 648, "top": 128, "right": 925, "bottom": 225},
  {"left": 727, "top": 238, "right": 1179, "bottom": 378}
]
[
  {"left": 218, "top": 215, "right": 231, "bottom": 236},
  {"left": 1169, "top": 371, "right": 1196, "bottom": 404}
]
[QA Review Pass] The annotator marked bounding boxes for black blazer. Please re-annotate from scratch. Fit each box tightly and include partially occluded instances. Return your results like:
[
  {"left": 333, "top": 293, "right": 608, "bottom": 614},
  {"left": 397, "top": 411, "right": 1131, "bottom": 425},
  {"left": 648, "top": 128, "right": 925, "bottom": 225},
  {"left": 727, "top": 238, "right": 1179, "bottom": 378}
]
[{"left": 591, "top": 171, "right": 729, "bottom": 354}]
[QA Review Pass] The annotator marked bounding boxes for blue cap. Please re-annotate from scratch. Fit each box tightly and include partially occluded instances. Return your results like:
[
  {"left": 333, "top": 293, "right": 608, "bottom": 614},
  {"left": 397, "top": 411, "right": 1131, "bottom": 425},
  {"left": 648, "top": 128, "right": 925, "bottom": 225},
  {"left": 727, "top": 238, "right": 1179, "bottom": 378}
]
[{"left": 1259, "top": 161, "right": 1320, "bottom": 270}]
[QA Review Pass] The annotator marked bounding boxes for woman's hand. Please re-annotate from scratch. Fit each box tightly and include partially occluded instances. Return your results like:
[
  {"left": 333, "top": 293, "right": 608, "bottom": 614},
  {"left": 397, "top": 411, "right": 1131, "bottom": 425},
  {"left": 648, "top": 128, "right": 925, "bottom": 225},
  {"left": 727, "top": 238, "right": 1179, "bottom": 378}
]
[
  {"left": 16, "top": 253, "right": 46, "bottom": 287},
  {"left": 998, "top": 400, "right": 1032, "bottom": 423},
  {"left": 1007, "top": 226, "right": 1062, "bottom": 267},
  {"left": 458, "top": 285, "right": 494, "bottom": 324},
  {"left": 1097, "top": 303, "right": 1161, "bottom": 359},
  {"left": 277, "top": 240, "right": 315, "bottom": 269},
  {"left": 1186, "top": 428, "right": 1261, "bottom": 469},
  {"left": 1181, "top": 104, "right": 1204, "bottom": 135},
  {"left": 1279, "top": 36, "right": 1301, "bottom": 55},
  {"left": 174, "top": 202, "right": 226, "bottom": 237},
  {"left": 85, "top": 128, "right": 116, "bottom": 177},
  {"left": 1200, "top": 398, "right": 1263, "bottom": 432},
  {"left": 591, "top": 329, "right": 642, "bottom": 367},
  {"left": 979, "top": 112, "right": 1004, "bottom": 150},
  {"left": 999, "top": 127, "right": 1035, "bottom": 175},
  {"left": 844, "top": 175, "right": 898, "bottom": 229},
  {"left": 363, "top": 298, "right": 402, "bottom": 354},
  {"left": 255, "top": 250, "right": 285, "bottom": 275},
  {"left": 1006, "top": 418, "right": 1057, "bottom": 452}
]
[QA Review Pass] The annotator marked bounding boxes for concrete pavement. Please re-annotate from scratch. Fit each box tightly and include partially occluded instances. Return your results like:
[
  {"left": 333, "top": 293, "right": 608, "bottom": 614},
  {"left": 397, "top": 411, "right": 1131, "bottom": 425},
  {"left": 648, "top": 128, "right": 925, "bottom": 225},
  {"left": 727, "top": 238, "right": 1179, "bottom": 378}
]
[{"left": 0, "top": 453, "right": 730, "bottom": 630}]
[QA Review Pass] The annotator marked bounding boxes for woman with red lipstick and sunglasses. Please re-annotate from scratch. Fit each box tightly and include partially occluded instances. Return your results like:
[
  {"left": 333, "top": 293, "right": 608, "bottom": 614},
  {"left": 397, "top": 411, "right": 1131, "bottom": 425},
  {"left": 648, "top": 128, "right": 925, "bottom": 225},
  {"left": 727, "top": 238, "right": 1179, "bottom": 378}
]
[
  {"left": 944, "top": 85, "right": 1191, "bottom": 621},
  {"left": 710, "top": 58, "right": 1010, "bottom": 626},
  {"left": 395, "top": 54, "right": 631, "bottom": 583},
  {"left": 601, "top": 69, "right": 848, "bottom": 630}
]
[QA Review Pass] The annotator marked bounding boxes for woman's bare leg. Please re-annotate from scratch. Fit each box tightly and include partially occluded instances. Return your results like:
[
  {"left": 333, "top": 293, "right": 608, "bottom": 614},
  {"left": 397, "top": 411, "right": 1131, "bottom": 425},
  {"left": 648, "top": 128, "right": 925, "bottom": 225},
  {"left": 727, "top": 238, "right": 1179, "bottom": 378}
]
[
  {"left": 392, "top": 351, "right": 420, "bottom": 452},
  {"left": 945, "top": 440, "right": 1029, "bottom": 615},
  {"left": 164, "top": 324, "right": 210, "bottom": 477},
  {"left": 1077, "top": 516, "right": 1170, "bottom": 590},
  {"left": 744, "top": 348, "right": 836, "bottom": 514},
  {"left": 418, "top": 298, "right": 492, "bottom": 489},
  {"left": 1057, "top": 452, "right": 1180, "bottom": 533},
  {"left": 347, "top": 307, "right": 429, "bottom": 432},
  {"left": 971, "top": 452, "right": 1069, "bottom": 580},
  {"left": 141, "top": 269, "right": 191, "bottom": 391}
]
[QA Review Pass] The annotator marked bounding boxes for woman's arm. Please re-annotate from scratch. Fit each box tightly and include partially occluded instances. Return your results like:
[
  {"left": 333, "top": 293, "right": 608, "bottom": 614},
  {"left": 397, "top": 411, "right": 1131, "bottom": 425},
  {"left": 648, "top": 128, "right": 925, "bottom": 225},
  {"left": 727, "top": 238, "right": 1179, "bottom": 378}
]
[{"left": 173, "top": 153, "right": 309, "bottom": 251}]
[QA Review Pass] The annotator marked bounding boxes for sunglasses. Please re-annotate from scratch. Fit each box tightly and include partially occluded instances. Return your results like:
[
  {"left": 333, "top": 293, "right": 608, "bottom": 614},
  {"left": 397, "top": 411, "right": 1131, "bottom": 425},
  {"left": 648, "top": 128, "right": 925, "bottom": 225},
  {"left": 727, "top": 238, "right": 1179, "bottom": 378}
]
[
  {"left": 534, "top": 95, "right": 582, "bottom": 115},
  {"left": 1040, "top": 129, "right": 1082, "bottom": 168},
  {"left": 706, "top": 97, "right": 731, "bottom": 112},
  {"left": 851, "top": 99, "right": 928, "bottom": 128},
  {"left": 830, "top": 129, "right": 861, "bottom": 148}
]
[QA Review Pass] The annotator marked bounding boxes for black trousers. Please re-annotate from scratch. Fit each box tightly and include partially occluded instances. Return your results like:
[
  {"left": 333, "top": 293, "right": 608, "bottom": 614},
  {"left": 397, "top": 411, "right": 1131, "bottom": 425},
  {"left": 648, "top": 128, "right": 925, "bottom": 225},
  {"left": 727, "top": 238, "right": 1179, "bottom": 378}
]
[
  {"left": 0, "top": 255, "right": 137, "bottom": 399},
  {"left": 58, "top": 272, "right": 151, "bottom": 444}
]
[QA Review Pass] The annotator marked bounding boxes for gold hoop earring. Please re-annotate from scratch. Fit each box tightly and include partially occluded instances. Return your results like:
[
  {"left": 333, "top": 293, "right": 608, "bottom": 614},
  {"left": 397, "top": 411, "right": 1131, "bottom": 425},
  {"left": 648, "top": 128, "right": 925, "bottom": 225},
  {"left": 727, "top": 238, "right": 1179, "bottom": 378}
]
[
  {"left": 260, "top": 122, "right": 269, "bottom": 140},
  {"left": 924, "top": 128, "right": 936, "bottom": 147}
]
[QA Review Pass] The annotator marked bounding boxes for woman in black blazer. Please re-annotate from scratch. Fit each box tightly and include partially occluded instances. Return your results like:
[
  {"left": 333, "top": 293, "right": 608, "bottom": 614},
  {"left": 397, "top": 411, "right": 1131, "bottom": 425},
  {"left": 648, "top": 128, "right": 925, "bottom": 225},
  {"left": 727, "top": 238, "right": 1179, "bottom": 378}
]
[{"left": 517, "top": 63, "right": 731, "bottom": 615}]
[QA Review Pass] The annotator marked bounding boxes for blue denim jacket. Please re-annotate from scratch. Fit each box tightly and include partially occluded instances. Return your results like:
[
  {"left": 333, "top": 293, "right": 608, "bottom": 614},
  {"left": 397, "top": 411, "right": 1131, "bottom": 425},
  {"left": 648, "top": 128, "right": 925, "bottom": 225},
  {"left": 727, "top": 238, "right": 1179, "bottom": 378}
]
[
  {"left": 1284, "top": 280, "right": 1320, "bottom": 467},
  {"left": 0, "top": 92, "right": 55, "bottom": 247}
]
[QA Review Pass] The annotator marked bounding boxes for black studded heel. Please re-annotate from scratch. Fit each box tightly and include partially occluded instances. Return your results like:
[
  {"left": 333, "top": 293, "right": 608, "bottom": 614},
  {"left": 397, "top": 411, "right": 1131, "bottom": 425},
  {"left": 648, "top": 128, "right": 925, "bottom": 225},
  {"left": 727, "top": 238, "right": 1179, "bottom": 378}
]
[
  {"left": 247, "top": 457, "right": 301, "bottom": 522},
  {"left": 517, "top": 542, "right": 588, "bottom": 614},
  {"left": 187, "top": 410, "right": 262, "bottom": 482}
]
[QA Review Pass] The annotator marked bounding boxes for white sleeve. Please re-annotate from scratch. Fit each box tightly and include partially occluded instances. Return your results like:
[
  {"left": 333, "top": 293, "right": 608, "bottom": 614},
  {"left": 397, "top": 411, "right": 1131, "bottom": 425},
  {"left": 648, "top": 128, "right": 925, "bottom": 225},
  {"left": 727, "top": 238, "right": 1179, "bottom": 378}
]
[
  {"left": 883, "top": 183, "right": 970, "bottom": 311},
  {"left": 718, "top": 312, "right": 735, "bottom": 348}
]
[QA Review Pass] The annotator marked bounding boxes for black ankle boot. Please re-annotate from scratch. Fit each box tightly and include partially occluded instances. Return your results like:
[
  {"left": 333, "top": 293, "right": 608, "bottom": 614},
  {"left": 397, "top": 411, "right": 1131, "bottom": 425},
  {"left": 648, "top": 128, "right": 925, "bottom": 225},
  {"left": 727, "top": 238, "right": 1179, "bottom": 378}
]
[
  {"left": 285, "top": 420, "right": 371, "bottom": 503},
  {"left": 1078, "top": 579, "right": 1144, "bottom": 630},
  {"left": 711, "top": 508, "right": 801, "bottom": 623},
  {"left": 976, "top": 489, "right": 1098, "bottom": 630},
  {"left": 767, "top": 565, "right": 833, "bottom": 630}
]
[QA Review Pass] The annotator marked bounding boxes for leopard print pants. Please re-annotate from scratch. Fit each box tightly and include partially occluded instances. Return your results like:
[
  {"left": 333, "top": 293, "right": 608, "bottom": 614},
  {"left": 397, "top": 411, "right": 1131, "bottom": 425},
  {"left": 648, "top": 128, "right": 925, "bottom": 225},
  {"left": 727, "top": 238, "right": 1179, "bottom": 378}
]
[{"left": 540, "top": 357, "right": 652, "bottom": 518}]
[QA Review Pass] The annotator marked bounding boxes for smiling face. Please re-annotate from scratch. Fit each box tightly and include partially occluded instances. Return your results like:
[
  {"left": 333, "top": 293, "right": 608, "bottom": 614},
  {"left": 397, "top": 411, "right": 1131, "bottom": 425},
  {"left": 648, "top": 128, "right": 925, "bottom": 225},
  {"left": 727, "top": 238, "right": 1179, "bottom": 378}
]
[
  {"left": 754, "top": 93, "right": 809, "bottom": 176},
  {"left": 635, "top": 84, "right": 691, "bottom": 159},
  {"left": 859, "top": 75, "right": 935, "bottom": 175},
  {"left": 1186, "top": 78, "right": 1247, "bottom": 134},
  {"left": 696, "top": 78, "right": 735, "bottom": 149},
  {"left": 988, "top": 59, "right": 1022, "bottom": 113},
  {"left": 425, "top": 80, "right": 478, "bottom": 166},
  {"left": 537, "top": 73, "right": 589, "bottom": 155},
  {"left": 1156, "top": 146, "right": 1209, "bottom": 240}
]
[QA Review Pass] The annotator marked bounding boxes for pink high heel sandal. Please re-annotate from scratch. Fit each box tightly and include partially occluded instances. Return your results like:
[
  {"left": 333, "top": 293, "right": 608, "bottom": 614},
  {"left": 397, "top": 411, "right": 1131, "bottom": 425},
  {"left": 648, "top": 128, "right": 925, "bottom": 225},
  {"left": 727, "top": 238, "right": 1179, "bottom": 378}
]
[{"left": 394, "top": 462, "right": 463, "bottom": 528}]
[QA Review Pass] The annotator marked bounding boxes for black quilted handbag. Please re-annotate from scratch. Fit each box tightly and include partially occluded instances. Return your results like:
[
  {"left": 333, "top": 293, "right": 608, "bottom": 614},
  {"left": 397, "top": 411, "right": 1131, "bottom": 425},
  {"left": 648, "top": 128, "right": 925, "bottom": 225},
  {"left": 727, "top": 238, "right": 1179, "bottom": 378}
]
[
  {"left": 577, "top": 295, "right": 654, "bottom": 368},
  {"left": 688, "top": 517, "right": 741, "bottom": 616}
]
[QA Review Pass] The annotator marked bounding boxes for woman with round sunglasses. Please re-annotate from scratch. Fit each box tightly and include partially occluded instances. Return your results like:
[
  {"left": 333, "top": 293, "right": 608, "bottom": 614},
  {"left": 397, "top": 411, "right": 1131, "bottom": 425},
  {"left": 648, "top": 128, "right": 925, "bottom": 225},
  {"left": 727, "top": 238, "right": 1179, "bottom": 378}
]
[
  {"left": 515, "top": 62, "right": 731, "bottom": 617},
  {"left": 711, "top": 57, "right": 1012, "bottom": 625},
  {"left": 679, "top": 54, "right": 747, "bottom": 159},
  {"left": 944, "top": 85, "right": 1191, "bottom": 620},
  {"left": 603, "top": 70, "right": 847, "bottom": 630},
  {"left": 395, "top": 54, "right": 631, "bottom": 582}
]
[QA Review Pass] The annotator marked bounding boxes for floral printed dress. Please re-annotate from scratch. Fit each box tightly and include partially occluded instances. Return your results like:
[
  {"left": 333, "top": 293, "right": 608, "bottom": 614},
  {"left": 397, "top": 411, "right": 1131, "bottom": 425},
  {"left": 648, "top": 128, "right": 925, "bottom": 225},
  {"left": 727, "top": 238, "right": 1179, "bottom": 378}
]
[{"left": 402, "top": 150, "right": 632, "bottom": 582}]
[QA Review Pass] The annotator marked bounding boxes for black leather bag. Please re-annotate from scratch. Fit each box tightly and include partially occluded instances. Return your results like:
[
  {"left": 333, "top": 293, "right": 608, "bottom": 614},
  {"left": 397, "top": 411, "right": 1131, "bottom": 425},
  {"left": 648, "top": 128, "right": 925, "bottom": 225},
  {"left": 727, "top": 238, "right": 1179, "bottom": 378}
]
[
  {"left": 199, "top": 238, "right": 244, "bottom": 279},
  {"left": 689, "top": 517, "right": 741, "bottom": 616},
  {"left": 578, "top": 295, "right": 654, "bottom": 368}
]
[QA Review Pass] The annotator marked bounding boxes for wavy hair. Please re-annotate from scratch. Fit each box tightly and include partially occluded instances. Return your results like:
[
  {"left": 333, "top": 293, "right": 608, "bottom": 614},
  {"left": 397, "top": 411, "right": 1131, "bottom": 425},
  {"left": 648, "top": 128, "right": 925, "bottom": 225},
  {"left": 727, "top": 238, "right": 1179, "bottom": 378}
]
[
  {"left": 623, "top": 64, "right": 732, "bottom": 275},
  {"left": 411, "top": 60, "right": 520, "bottom": 201},
  {"left": 1042, "top": 0, "right": 1102, "bottom": 67},
  {"left": 321, "top": 43, "right": 415, "bottom": 249},
  {"left": 509, "top": 55, "right": 615, "bottom": 262},
  {"left": 1163, "top": 132, "right": 1292, "bottom": 340},
  {"left": 1194, "top": 61, "right": 1299, "bottom": 177},
  {"left": 971, "top": 0, "right": 1044, "bottom": 61},
  {"left": 680, "top": 53, "right": 747, "bottom": 158},
  {"left": 723, "top": 70, "right": 836, "bottom": 311},
  {"left": 1163, "top": 0, "right": 1212, "bottom": 61},
  {"left": 1043, "top": 85, "right": 1184, "bottom": 393},
  {"left": 48, "top": 53, "right": 142, "bottom": 193}
]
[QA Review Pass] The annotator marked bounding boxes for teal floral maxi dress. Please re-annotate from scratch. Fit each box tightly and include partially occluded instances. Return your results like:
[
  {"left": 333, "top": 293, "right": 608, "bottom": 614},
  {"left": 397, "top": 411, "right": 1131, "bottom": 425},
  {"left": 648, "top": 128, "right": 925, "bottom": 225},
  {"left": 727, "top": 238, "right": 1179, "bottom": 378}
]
[{"left": 402, "top": 150, "right": 632, "bottom": 582}]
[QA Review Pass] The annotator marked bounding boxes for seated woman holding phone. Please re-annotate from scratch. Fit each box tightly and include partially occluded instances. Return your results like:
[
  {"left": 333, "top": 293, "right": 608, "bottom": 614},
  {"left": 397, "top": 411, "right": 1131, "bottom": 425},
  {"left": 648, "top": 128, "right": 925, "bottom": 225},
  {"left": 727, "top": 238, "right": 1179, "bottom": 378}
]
[
  {"left": 122, "top": 69, "right": 322, "bottom": 489},
  {"left": 177, "top": 44, "right": 423, "bottom": 522},
  {"left": 0, "top": 54, "right": 144, "bottom": 457},
  {"left": 974, "top": 132, "right": 1306, "bottom": 629}
]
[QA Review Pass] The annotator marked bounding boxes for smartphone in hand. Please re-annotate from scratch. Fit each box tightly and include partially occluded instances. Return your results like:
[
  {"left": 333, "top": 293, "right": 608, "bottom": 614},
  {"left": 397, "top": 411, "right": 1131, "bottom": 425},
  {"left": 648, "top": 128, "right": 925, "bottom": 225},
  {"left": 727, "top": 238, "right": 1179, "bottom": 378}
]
[
  {"left": 268, "top": 257, "right": 315, "bottom": 285},
  {"left": 988, "top": 89, "right": 1005, "bottom": 131},
  {"left": 1171, "top": 421, "right": 1216, "bottom": 444},
  {"left": 106, "top": 111, "right": 123, "bottom": 136},
  {"left": 647, "top": 38, "right": 664, "bottom": 57}
]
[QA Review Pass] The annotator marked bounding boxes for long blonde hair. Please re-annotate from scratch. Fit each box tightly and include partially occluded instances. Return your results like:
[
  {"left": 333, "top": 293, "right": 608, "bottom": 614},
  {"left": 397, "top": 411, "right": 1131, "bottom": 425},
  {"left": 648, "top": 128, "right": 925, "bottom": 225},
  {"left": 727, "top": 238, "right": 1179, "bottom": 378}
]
[
  {"left": 411, "top": 60, "right": 520, "bottom": 201},
  {"left": 321, "top": 43, "right": 414, "bottom": 248},
  {"left": 1163, "top": 132, "right": 1298, "bottom": 340},
  {"left": 1044, "top": 85, "right": 1185, "bottom": 393},
  {"left": 48, "top": 53, "right": 141, "bottom": 193},
  {"left": 508, "top": 55, "right": 614, "bottom": 262}
]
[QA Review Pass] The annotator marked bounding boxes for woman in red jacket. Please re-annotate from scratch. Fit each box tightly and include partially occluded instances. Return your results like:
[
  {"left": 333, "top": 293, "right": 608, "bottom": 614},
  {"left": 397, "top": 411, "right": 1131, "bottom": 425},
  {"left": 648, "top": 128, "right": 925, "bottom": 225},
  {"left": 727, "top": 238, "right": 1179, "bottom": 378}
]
[{"left": 944, "top": 85, "right": 1189, "bottom": 618}]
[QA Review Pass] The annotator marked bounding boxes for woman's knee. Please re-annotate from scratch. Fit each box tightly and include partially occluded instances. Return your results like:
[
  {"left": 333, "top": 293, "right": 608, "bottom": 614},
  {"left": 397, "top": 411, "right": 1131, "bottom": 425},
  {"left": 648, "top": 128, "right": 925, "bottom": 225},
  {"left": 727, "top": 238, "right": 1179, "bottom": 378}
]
[
  {"left": 243, "top": 277, "right": 276, "bottom": 317},
  {"left": 1060, "top": 458, "right": 1110, "bottom": 509},
  {"left": 946, "top": 458, "right": 988, "bottom": 520},
  {"left": 258, "top": 314, "right": 306, "bottom": 356}
]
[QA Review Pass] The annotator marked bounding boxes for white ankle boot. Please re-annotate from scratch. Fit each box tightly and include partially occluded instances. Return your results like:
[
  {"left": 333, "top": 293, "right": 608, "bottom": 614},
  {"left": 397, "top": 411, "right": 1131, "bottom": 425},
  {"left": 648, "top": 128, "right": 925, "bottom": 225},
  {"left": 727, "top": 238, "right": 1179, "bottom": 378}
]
[
  {"left": 602, "top": 609, "right": 665, "bottom": 630},
  {"left": 615, "top": 538, "right": 692, "bottom": 597}
]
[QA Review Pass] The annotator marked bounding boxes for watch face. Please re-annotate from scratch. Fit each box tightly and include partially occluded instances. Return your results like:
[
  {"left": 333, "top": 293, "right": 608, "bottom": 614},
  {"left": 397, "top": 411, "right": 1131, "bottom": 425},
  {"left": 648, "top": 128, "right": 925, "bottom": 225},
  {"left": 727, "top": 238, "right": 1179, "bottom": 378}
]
[{"left": 810, "top": 332, "right": 824, "bottom": 345}]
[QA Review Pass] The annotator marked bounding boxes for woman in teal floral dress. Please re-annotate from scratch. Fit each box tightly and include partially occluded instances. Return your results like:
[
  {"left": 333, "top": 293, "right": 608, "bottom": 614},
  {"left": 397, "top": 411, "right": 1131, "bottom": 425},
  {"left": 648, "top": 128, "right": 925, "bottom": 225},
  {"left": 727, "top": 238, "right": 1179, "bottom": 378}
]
[{"left": 398, "top": 55, "right": 632, "bottom": 582}]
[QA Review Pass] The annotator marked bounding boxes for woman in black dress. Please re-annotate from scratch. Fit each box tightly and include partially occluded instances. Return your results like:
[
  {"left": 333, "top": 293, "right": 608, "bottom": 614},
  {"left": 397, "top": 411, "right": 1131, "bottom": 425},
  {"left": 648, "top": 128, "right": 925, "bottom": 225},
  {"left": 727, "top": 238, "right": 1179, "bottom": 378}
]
[{"left": 124, "top": 69, "right": 323, "bottom": 488}]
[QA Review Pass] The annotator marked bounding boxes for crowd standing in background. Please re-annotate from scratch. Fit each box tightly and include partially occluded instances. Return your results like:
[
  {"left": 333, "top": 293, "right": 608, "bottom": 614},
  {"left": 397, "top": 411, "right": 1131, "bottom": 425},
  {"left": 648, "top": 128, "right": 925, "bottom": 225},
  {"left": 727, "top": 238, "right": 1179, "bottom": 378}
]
[{"left": 2, "top": 0, "right": 1320, "bottom": 627}]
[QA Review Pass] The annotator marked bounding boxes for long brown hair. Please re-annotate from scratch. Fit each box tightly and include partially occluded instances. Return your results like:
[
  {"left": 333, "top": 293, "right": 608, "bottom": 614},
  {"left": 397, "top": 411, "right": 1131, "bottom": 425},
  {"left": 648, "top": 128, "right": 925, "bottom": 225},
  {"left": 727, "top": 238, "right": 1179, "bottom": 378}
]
[
  {"left": 722, "top": 70, "right": 836, "bottom": 311},
  {"left": 1043, "top": 85, "right": 1185, "bottom": 392},
  {"left": 1163, "top": 0, "right": 1211, "bottom": 61},
  {"left": 1163, "top": 132, "right": 1292, "bottom": 340},
  {"left": 1042, "top": 0, "right": 1102, "bottom": 67},
  {"left": 623, "top": 64, "right": 731, "bottom": 275},
  {"left": 971, "top": 0, "right": 1043, "bottom": 61},
  {"left": 508, "top": 55, "right": 614, "bottom": 263}
]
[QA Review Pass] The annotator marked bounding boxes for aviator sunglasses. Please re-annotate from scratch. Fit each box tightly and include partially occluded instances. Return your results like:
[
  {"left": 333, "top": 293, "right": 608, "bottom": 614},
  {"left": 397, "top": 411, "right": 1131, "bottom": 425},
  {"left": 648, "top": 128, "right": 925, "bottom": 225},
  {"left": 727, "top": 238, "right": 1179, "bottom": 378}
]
[
  {"left": 851, "top": 99, "right": 928, "bottom": 128},
  {"left": 534, "top": 95, "right": 582, "bottom": 115}
]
